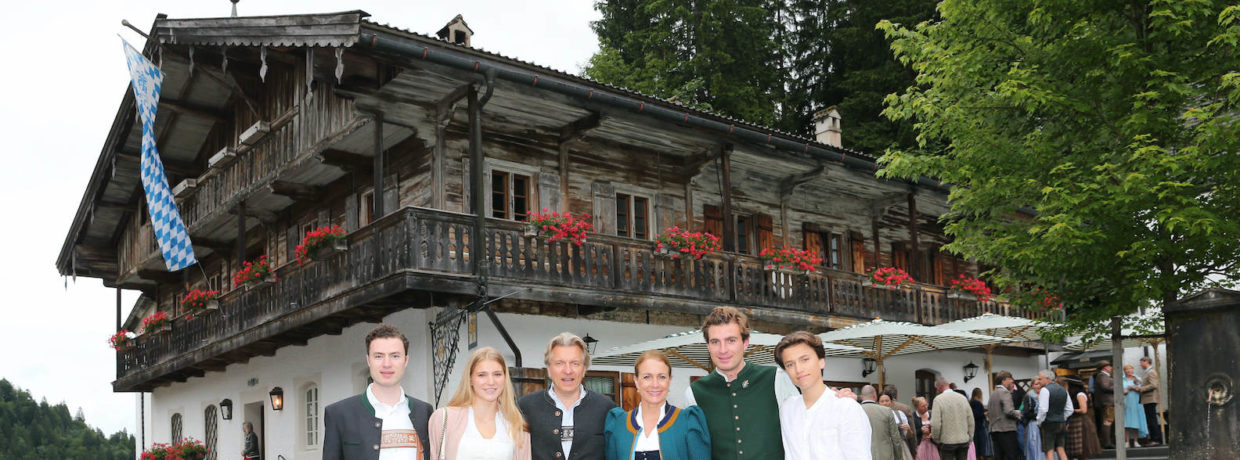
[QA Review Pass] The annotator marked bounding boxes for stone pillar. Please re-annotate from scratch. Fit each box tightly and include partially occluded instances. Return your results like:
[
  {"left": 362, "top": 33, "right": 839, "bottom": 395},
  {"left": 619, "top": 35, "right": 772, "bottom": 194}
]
[{"left": 1165, "top": 288, "right": 1239, "bottom": 459}]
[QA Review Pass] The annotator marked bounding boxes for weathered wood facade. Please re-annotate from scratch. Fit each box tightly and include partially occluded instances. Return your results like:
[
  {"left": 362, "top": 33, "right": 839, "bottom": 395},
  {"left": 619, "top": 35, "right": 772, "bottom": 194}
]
[{"left": 57, "top": 12, "right": 1045, "bottom": 392}]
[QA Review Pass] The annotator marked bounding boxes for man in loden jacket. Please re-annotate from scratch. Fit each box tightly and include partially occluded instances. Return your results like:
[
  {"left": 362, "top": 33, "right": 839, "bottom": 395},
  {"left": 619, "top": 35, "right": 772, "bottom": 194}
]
[
  {"left": 1137, "top": 357, "right": 1163, "bottom": 445},
  {"left": 988, "top": 371, "right": 1023, "bottom": 460},
  {"left": 931, "top": 377, "right": 975, "bottom": 460},
  {"left": 323, "top": 325, "right": 433, "bottom": 460},
  {"left": 1092, "top": 361, "right": 1116, "bottom": 449}
]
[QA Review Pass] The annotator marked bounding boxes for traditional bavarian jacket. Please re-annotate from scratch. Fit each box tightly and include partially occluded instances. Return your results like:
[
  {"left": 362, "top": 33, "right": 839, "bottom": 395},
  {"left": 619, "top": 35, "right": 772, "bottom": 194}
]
[
  {"left": 603, "top": 404, "right": 710, "bottom": 460},
  {"left": 688, "top": 361, "right": 783, "bottom": 460}
]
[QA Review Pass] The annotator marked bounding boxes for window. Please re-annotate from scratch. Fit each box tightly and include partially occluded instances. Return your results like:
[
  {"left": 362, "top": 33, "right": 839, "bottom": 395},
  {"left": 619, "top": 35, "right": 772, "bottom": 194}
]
[
  {"left": 304, "top": 385, "right": 320, "bottom": 448},
  {"left": 170, "top": 413, "right": 183, "bottom": 442},
  {"left": 827, "top": 233, "right": 842, "bottom": 270},
  {"left": 615, "top": 193, "right": 650, "bottom": 239},
  {"left": 204, "top": 405, "right": 218, "bottom": 460},
  {"left": 490, "top": 171, "right": 531, "bottom": 221},
  {"left": 360, "top": 189, "right": 375, "bottom": 226},
  {"left": 736, "top": 215, "right": 751, "bottom": 254}
]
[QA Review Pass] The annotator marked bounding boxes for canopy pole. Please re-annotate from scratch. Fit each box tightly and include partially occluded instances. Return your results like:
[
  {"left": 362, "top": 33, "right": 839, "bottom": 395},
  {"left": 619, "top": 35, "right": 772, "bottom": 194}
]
[
  {"left": 1149, "top": 338, "right": 1166, "bottom": 444},
  {"left": 984, "top": 344, "right": 996, "bottom": 392},
  {"left": 876, "top": 335, "right": 886, "bottom": 389}
]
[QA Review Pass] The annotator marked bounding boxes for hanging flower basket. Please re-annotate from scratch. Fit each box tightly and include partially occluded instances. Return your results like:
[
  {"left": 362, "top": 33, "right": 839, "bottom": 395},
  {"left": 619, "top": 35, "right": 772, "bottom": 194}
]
[
  {"left": 655, "top": 226, "right": 721, "bottom": 260},
  {"left": 141, "top": 311, "right": 171, "bottom": 335},
  {"left": 181, "top": 289, "right": 221, "bottom": 319},
  {"left": 949, "top": 274, "right": 993, "bottom": 303},
  {"left": 109, "top": 330, "right": 135, "bottom": 352},
  {"left": 234, "top": 255, "right": 277, "bottom": 290},
  {"left": 866, "top": 266, "right": 915, "bottom": 289},
  {"left": 296, "top": 225, "right": 347, "bottom": 264},
  {"left": 526, "top": 209, "right": 593, "bottom": 246},
  {"left": 759, "top": 246, "right": 823, "bottom": 273}
]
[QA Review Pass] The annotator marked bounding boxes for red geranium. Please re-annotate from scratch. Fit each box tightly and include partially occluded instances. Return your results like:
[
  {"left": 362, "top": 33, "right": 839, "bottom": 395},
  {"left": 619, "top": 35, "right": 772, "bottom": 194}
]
[
  {"left": 950, "top": 274, "right": 993, "bottom": 303},
  {"left": 233, "top": 255, "right": 275, "bottom": 286},
  {"left": 655, "top": 226, "right": 722, "bottom": 259},
  {"left": 141, "top": 311, "right": 171, "bottom": 334},
  {"left": 526, "top": 209, "right": 593, "bottom": 246},
  {"left": 759, "top": 246, "right": 824, "bottom": 272},
  {"left": 1032, "top": 288, "right": 1063, "bottom": 311},
  {"left": 295, "top": 225, "right": 346, "bottom": 265},
  {"left": 180, "top": 289, "right": 220, "bottom": 318},
  {"left": 867, "top": 266, "right": 915, "bottom": 289},
  {"left": 109, "top": 330, "right": 134, "bottom": 351},
  {"left": 141, "top": 438, "right": 209, "bottom": 460}
]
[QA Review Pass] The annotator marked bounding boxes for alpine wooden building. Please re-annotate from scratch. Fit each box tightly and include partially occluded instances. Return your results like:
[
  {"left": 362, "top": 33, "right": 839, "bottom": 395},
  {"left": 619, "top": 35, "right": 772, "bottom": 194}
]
[{"left": 57, "top": 11, "right": 1047, "bottom": 459}]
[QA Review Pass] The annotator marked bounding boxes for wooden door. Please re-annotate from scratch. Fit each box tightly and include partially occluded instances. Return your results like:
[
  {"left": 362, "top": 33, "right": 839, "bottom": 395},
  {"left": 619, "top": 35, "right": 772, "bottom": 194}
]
[{"left": 852, "top": 239, "right": 867, "bottom": 273}]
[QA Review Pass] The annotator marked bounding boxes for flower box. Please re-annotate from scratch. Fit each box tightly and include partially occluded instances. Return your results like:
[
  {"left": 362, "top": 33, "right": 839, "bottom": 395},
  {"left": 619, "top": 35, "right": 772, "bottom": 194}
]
[
  {"left": 526, "top": 209, "right": 593, "bottom": 246},
  {"left": 235, "top": 255, "right": 276, "bottom": 289},
  {"left": 949, "top": 274, "right": 993, "bottom": 303},
  {"left": 759, "top": 246, "right": 823, "bottom": 273},
  {"left": 523, "top": 224, "right": 538, "bottom": 238},
  {"left": 109, "top": 330, "right": 135, "bottom": 352},
  {"left": 141, "top": 311, "right": 171, "bottom": 335},
  {"left": 296, "top": 225, "right": 347, "bottom": 264},
  {"left": 181, "top": 289, "right": 221, "bottom": 319},
  {"left": 655, "top": 226, "right": 721, "bottom": 260},
  {"left": 866, "top": 266, "right": 915, "bottom": 289}
]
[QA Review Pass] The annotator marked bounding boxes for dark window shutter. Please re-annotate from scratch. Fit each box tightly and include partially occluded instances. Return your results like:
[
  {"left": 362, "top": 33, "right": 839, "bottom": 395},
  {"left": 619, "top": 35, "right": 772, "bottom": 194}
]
[
  {"left": 345, "top": 193, "right": 359, "bottom": 232},
  {"left": 803, "top": 226, "right": 824, "bottom": 263},
  {"left": 591, "top": 182, "right": 617, "bottom": 235},
  {"left": 755, "top": 214, "right": 774, "bottom": 251},
  {"left": 703, "top": 204, "right": 723, "bottom": 239}
]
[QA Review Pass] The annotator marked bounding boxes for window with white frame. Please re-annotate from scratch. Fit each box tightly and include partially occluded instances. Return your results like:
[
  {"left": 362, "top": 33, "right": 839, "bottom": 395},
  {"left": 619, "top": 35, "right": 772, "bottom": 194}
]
[
  {"left": 615, "top": 193, "right": 651, "bottom": 239},
  {"left": 482, "top": 159, "right": 540, "bottom": 222},
  {"left": 304, "top": 384, "right": 320, "bottom": 448}
]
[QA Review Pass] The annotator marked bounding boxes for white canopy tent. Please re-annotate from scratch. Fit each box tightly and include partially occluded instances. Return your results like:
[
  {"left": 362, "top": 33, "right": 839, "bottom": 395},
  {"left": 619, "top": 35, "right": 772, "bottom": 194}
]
[
  {"left": 592, "top": 329, "right": 866, "bottom": 371},
  {"left": 819, "top": 319, "right": 1013, "bottom": 389},
  {"left": 941, "top": 313, "right": 1054, "bottom": 390}
]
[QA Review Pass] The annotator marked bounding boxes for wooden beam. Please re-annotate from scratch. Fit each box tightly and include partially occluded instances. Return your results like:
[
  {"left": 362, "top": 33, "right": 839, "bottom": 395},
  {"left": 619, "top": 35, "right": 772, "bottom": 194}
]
[
  {"left": 231, "top": 204, "right": 277, "bottom": 224},
  {"left": 161, "top": 98, "right": 230, "bottom": 124},
  {"left": 191, "top": 238, "right": 234, "bottom": 254},
  {"left": 268, "top": 180, "right": 323, "bottom": 203},
  {"left": 907, "top": 191, "right": 922, "bottom": 279},
  {"left": 720, "top": 144, "right": 735, "bottom": 252},
  {"left": 96, "top": 200, "right": 134, "bottom": 212},
  {"left": 778, "top": 163, "right": 826, "bottom": 202},
  {"left": 137, "top": 269, "right": 181, "bottom": 283},
  {"left": 74, "top": 244, "right": 116, "bottom": 263},
  {"left": 558, "top": 111, "right": 602, "bottom": 144},
  {"left": 317, "top": 148, "right": 370, "bottom": 172},
  {"left": 115, "top": 150, "right": 198, "bottom": 177}
]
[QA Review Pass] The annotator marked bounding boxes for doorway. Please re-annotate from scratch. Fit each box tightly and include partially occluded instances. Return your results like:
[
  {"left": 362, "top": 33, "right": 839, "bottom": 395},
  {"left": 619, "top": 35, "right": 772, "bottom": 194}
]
[
  {"left": 244, "top": 401, "right": 265, "bottom": 460},
  {"left": 915, "top": 369, "right": 939, "bottom": 404}
]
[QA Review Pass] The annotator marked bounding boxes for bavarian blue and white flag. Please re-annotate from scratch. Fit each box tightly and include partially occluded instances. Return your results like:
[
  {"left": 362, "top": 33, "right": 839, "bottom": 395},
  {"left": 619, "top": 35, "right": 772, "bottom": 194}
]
[{"left": 121, "top": 39, "right": 197, "bottom": 271}]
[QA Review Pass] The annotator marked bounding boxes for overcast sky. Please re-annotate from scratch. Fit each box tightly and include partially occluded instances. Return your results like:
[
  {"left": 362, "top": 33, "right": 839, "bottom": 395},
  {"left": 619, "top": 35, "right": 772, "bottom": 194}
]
[{"left": 0, "top": 0, "right": 600, "bottom": 436}]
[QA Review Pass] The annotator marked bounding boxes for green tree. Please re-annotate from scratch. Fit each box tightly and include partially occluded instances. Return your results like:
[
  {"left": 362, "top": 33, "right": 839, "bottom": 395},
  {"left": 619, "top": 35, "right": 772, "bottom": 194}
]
[
  {"left": 877, "top": 0, "right": 1240, "bottom": 329},
  {"left": 587, "top": 0, "right": 785, "bottom": 125},
  {"left": 0, "top": 379, "right": 134, "bottom": 460}
]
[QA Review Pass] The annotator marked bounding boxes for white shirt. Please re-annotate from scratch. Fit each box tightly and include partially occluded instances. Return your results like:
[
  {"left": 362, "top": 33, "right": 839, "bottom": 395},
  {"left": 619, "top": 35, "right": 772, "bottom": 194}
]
[
  {"left": 550, "top": 386, "right": 587, "bottom": 458},
  {"left": 632, "top": 403, "right": 666, "bottom": 453},
  {"left": 682, "top": 364, "right": 800, "bottom": 407},
  {"left": 1035, "top": 386, "right": 1075, "bottom": 424},
  {"left": 366, "top": 384, "right": 419, "bottom": 460},
  {"left": 456, "top": 407, "right": 515, "bottom": 460},
  {"left": 779, "top": 390, "right": 872, "bottom": 460}
]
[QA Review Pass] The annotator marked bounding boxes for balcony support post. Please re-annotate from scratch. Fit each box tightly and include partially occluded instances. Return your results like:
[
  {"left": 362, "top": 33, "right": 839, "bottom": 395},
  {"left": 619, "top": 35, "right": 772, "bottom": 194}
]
[
  {"left": 373, "top": 111, "right": 386, "bottom": 219},
  {"left": 719, "top": 144, "right": 735, "bottom": 252},
  {"left": 116, "top": 287, "right": 122, "bottom": 331},
  {"left": 236, "top": 201, "right": 246, "bottom": 263},
  {"left": 907, "top": 191, "right": 921, "bottom": 279}
]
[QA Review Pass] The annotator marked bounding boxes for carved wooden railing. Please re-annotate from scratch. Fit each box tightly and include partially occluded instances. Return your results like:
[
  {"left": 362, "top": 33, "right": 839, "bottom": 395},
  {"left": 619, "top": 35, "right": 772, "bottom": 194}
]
[
  {"left": 117, "top": 87, "right": 362, "bottom": 278},
  {"left": 117, "top": 206, "right": 1047, "bottom": 381}
]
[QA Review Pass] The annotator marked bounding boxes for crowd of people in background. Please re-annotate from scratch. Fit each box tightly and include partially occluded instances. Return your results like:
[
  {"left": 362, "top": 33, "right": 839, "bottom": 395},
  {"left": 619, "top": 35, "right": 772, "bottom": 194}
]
[{"left": 318, "top": 308, "right": 1162, "bottom": 460}]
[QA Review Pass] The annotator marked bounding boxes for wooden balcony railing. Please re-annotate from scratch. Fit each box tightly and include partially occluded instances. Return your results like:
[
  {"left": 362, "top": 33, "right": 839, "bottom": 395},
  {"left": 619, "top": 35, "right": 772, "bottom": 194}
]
[
  {"left": 116, "top": 206, "right": 1049, "bottom": 384},
  {"left": 117, "top": 90, "right": 362, "bottom": 278}
]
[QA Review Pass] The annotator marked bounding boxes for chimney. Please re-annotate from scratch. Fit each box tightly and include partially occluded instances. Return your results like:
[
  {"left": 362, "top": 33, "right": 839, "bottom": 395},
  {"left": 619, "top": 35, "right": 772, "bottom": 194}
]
[
  {"left": 436, "top": 14, "right": 474, "bottom": 47},
  {"left": 813, "top": 106, "right": 842, "bottom": 148}
]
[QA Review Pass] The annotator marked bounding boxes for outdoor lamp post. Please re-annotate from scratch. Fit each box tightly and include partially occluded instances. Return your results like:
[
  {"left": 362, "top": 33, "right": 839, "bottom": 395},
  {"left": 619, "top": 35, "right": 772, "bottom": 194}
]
[
  {"left": 862, "top": 357, "right": 877, "bottom": 378},
  {"left": 269, "top": 387, "right": 284, "bottom": 411},
  {"left": 963, "top": 361, "right": 979, "bottom": 383},
  {"left": 583, "top": 334, "right": 599, "bottom": 355},
  {"left": 220, "top": 399, "right": 233, "bottom": 420}
]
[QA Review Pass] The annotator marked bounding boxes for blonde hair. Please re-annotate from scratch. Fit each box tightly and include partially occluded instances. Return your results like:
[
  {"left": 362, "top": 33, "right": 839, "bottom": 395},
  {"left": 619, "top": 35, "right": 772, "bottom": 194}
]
[
  {"left": 912, "top": 396, "right": 928, "bottom": 412},
  {"left": 634, "top": 350, "right": 673, "bottom": 376},
  {"left": 446, "top": 347, "right": 527, "bottom": 446},
  {"left": 543, "top": 332, "right": 591, "bottom": 368}
]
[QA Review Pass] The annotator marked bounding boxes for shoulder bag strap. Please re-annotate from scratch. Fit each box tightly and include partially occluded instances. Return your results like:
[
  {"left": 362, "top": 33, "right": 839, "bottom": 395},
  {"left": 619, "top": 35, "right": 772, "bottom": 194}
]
[{"left": 439, "top": 409, "right": 449, "bottom": 460}]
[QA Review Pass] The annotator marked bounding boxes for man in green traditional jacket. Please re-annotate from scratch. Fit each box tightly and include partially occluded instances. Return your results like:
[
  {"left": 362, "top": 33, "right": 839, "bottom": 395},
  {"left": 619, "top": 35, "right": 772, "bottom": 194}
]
[{"left": 683, "top": 306, "right": 851, "bottom": 460}]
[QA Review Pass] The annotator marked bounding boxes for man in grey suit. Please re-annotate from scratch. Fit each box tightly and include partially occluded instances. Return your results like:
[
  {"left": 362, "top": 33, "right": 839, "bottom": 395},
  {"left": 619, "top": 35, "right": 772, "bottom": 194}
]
[
  {"left": 988, "top": 371, "right": 1023, "bottom": 460},
  {"left": 861, "top": 385, "right": 906, "bottom": 460},
  {"left": 323, "top": 325, "right": 433, "bottom": 460}
]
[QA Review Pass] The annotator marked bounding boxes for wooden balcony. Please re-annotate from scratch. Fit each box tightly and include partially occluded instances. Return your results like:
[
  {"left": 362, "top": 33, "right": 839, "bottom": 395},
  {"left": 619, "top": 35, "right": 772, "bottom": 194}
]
[{"left": 115, "top": 206, "right": 1048, "bottom": 390}]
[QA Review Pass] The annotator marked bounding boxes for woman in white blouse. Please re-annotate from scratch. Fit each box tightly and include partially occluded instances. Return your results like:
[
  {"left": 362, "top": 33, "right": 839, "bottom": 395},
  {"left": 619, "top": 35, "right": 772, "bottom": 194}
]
[
  {"left": 776, "top": 331, "right": 872, "bottom": 459},
  {"left": 430, "top": 347, "right": 531, "bottom": 460}
]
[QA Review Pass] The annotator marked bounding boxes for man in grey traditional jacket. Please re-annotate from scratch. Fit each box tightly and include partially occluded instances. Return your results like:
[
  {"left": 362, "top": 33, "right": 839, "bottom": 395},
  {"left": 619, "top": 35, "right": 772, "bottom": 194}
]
[
  {"left": 861, "top": 385, "right": 906, "bottom": 460},
  {"left": 988, "top": 371, "right": 1023, "bottom": 460},
  {"left": 323, "top": 325, "right": 433, "bottom": 460}
]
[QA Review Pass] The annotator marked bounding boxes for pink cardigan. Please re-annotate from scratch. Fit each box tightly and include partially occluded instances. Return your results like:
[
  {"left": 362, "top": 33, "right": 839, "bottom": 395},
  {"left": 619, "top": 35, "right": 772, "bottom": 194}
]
[{"left": 429, "top": 406, "right": 532, "bottom": 460}]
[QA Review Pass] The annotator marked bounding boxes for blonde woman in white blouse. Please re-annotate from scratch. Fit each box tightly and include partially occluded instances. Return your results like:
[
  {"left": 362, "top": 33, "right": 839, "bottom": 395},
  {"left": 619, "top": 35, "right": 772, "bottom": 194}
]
[
  {"left": 430, "top": 347, "right": 531, "bottom": 460},
  {"left": 776, "top": 331, "right": 872, "bottom": 459}
]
